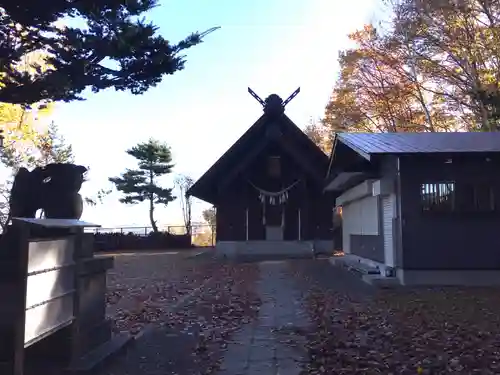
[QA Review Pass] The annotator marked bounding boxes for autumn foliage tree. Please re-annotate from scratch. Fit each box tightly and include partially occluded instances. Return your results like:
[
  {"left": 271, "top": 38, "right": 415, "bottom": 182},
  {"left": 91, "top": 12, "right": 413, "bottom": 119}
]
[
  {"left": 303, "top": 118, "right": 331, "bottom": 154},
  {"left": 202, "top": 206, "right": 216, "bottom": 229},
  {"left": 324, "top": 0, "right": 500, "bottom": 134},
  {"left": 388, "top": 0, "right": 500, "bottom": 131}
]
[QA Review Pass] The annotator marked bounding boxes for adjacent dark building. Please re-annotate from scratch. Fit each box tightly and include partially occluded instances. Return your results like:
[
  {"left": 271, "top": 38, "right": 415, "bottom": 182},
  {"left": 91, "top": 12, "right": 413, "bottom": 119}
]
[
  {"left": 325, "top": 131, "right": 500, "bottom": 286},
  {"left": 188, "top": 90, "right": 335, "bottom": 258}
]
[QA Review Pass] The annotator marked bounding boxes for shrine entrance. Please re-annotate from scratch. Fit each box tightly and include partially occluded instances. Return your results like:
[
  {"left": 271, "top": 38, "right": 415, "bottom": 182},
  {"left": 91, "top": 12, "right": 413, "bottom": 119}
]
[
  {"left": 265, "top": 203, "right": 283, "bottom": 240},
  {"left": 250, "top": 179, "right": 300, "bottom": 241},
  {"left": 265, "top": 225, "right": 283, "bottom": 240}
]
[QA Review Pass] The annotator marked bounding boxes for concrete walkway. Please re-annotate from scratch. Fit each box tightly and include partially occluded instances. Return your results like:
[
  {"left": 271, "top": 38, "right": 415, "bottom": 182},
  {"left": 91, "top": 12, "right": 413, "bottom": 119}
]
[{"left": 217, "top": 260, "right": 310, "bottom": 375}]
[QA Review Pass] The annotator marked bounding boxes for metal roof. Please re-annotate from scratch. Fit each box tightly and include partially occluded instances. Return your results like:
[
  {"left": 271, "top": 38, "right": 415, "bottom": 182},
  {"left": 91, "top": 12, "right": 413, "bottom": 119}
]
[{"left": 337, "top": 132, "right": 500, "bottom": 155}]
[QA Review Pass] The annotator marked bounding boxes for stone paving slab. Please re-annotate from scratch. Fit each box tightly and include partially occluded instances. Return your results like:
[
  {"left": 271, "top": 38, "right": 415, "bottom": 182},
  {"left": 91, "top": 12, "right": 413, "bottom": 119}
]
[{"left": 216, "top": 260, "right": 310, "bottom": 375}]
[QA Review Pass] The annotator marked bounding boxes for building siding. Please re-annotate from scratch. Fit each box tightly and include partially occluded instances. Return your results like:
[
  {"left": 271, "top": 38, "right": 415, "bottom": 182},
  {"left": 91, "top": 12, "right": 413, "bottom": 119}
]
[
  {"left": 350, "top": 234, "right": 384, "bottom": 263},
  {"left": 216, "top": 141, "right": 335, "bottom": 242},
  {"left": 398, "top": 154, "right": 500, "bottom": 270},
  {"left": 378, "top": 156, "right": 402, "bottom": 268}
]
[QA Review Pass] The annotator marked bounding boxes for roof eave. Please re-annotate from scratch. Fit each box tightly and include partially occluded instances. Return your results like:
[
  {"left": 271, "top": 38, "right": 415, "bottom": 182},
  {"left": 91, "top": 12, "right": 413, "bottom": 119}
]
[
  {"left": 186, "top": 187, "right": 217, "bottom": 205},
  {"left": 337, "top": 134, "right": 372, "bottom": 161},
  {"left": 325, "top": 133, "right": 339, "bottom": 180}
]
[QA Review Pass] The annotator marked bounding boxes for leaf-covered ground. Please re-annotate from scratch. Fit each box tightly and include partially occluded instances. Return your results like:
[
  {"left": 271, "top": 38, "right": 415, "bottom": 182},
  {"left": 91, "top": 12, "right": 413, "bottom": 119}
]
[
  {"left": 100, "top": 251, "right": 262, "bottom": 375},
  {"left": 99, "top": 254, "right": 500, "bottom": 374},
  {"left": 104, "top": 250, "right": 217, "bottom": 335},
  {"left": 290, "top": 260, "right": 500, "bottom": 375}
]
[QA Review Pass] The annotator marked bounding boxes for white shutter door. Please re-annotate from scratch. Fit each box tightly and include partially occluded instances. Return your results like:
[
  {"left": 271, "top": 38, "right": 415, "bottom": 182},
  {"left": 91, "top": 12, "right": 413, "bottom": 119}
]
[
  {"left": 382, "top": 194, "right": 396, "bottom": 267},
  {"left": 341, "top": 201, "right": 364, "bottom": 253},
  {"left": 350, "top": 200, "right": 363, "bottom": 235},
  {"left": 361, "top": 196, "right": 379, "bottom": 235},
  {"left": 341, "top": 204, "right": 351, "bottom": 253}
]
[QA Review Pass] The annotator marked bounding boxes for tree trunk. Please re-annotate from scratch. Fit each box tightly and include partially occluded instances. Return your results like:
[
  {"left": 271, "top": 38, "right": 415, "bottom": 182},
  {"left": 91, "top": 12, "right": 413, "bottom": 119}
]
[
  {"left": 149, "top": 196, "right": 158, "bottom": 232},
  {"left": 149, "top": 170, "right": 158, "bottom": 232},
  {"left": 184, "top": 197, "right": 192, "bottom": 235},
  {"left": 187, "top": 200, "right": 192, "bottom": 235}
]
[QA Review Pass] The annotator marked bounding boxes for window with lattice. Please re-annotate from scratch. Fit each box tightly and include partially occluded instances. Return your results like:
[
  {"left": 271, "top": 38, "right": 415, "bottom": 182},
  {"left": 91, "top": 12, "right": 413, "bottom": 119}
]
[{"left": 420, "top": 182, "right": 455, "bottom": 212}]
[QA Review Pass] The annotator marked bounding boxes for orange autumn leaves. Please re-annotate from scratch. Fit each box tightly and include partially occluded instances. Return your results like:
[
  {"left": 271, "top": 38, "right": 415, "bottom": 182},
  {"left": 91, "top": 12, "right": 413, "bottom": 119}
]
[
  {"left": 320, "top": 0, "right": 500, "bottom": 142},
  {"left": 325, "top": 24, "right": 456, "bottom": 136}
]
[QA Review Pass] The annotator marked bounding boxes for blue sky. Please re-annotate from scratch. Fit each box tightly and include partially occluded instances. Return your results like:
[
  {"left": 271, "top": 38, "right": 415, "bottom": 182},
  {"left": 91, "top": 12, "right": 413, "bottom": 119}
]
[{"left": 47, "top": 0, "right": 380, "bottom": 229}]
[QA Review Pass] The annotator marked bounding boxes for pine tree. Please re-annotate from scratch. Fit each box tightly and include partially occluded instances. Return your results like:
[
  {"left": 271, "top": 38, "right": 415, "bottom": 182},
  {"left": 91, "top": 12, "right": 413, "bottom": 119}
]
[
  {"left": 109, "top": 138, "right": 175, "bottom": 232},
  {"left": 1, "top": 0, "right": 219, "bottom": 105}
]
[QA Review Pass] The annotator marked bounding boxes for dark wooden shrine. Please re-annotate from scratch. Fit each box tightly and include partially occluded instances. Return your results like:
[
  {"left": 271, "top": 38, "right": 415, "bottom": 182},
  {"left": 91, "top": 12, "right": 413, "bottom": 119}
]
[{"left": 188, "top": 88, "right": 335, "bottom": 242}]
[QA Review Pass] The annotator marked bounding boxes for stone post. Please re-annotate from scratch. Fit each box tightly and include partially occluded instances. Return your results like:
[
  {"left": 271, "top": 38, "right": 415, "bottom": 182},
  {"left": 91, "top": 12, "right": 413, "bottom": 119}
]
[
  {"left": 0, "top": 221, "right": 30, "bottom": 375},
  {"left": 68, "top": 233, "right": 131, "bottom": 372}
]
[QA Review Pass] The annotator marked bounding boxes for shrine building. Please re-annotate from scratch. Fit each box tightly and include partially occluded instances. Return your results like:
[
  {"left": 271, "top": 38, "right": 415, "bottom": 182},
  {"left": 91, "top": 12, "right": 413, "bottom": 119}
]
[{"left": 187, "top": 88, "right": 337, "bottom": 258}]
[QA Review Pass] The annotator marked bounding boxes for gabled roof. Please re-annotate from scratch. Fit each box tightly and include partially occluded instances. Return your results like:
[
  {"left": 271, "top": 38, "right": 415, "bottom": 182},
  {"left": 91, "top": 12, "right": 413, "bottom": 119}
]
[
  {"left": 188, "top": 110, "right": 329, "bottom": 204},
  {"left": 336, "top": 132, "right": 500, "bottom": 160},
  {"left": 325, "top": 131, "right": 500, "bottom": 186}
]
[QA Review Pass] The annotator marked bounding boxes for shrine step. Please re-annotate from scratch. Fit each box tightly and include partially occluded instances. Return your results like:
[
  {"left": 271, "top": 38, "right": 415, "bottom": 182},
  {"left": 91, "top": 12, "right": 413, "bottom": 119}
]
[{"left": 215, "top": 240, "right": 320, "bottom": 260}]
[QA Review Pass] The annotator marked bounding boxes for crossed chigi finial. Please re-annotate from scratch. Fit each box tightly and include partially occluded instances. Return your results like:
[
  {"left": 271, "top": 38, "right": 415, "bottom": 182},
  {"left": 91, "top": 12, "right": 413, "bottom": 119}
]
[{"left": 247, "top": 87, "right": 300, "bottom": 117}]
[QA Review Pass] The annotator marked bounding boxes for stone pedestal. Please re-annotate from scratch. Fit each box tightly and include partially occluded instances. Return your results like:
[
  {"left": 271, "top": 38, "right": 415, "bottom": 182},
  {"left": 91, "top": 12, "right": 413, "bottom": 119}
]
[
  {"left": 0, "top": 223, "right": 30, "bottom": 375},
  {"left": 67, "top": 235, "right": 132, "bottom": 372},
  {"left": 0, "top": 222, "right": 132, "bottom": 375},
  {"left": 73, "top": 256, "right": 114, "bottom": 356},
  {"left": 25, "top": 236, "right": 131, "bottom": 374}
]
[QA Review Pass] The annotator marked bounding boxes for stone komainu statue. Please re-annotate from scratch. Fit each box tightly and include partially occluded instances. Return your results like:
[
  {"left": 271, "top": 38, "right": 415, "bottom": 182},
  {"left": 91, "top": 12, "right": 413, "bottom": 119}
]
[{"left": 9, "top": 163, "right": 87, "bottom": 220}]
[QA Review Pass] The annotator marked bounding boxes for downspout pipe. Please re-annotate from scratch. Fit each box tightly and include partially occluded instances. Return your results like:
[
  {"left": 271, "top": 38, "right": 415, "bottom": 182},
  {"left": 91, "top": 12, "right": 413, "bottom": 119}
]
[{"left": 395, "top": 157, "right": 404, "bottom": 272}]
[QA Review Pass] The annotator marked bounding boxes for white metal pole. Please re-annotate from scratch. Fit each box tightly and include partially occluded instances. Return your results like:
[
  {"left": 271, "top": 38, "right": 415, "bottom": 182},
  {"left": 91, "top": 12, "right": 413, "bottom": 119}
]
[
  {"left": 245, "top": 208, "right": 249, "bottom": 241},
  {"left": 298, "top": 208, "right": 301, "bottom": 241}
]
